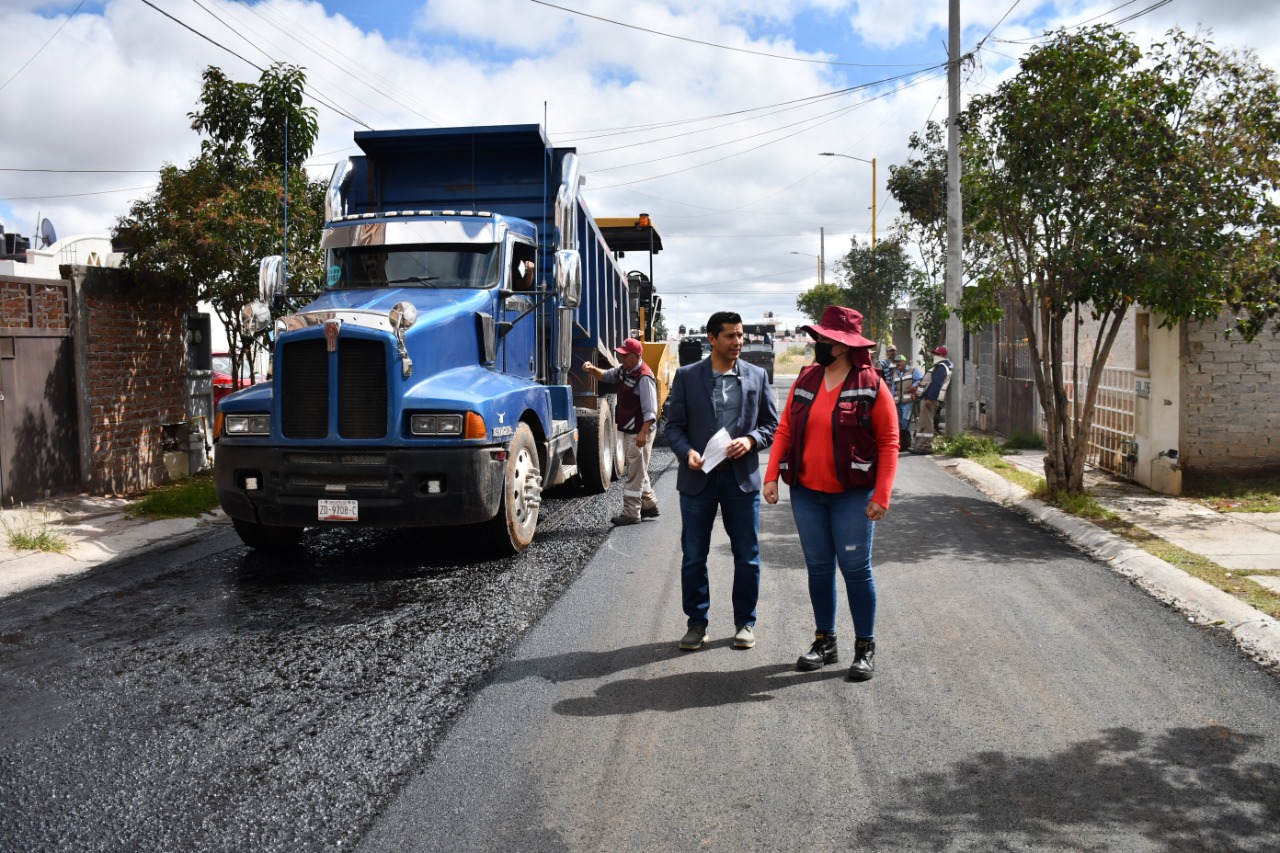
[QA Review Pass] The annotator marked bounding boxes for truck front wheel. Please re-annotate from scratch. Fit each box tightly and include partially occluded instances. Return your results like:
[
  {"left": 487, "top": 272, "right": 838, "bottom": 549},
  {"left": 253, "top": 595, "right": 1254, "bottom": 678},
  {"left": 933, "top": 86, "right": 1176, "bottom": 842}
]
[
  {"left": 232, "top": 518, "right": 304, "bottom": 551},
  {"left": 487, "top": 422, "right": 542, "bottom": 554}
]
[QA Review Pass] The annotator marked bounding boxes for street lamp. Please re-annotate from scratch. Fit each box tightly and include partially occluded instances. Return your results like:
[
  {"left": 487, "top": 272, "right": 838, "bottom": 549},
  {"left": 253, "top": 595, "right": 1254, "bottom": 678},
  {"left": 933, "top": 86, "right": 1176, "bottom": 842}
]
[
  {"left": 819, "top": 152, "right": 876, "bottom": 250},
  {"left": 790, "top": 251, "right": 824, "bottom": 286}
]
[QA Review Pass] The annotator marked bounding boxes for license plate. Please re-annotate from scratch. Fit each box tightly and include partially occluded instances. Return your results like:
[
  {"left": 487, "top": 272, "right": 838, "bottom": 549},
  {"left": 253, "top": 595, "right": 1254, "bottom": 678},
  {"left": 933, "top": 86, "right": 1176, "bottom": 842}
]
[{"left": 318, "top": 499, "right": 358, "bottom": 521}]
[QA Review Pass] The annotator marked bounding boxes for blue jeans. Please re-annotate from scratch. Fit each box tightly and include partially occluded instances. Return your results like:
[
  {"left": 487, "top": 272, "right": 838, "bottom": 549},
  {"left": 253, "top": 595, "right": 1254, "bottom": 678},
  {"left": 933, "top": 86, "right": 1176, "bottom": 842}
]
[
  {"left": 679, "top": 468, "right": 761, "bottom": 628},
  {"left": 789, "top": 483, "right": 876, "bottom": 639}
]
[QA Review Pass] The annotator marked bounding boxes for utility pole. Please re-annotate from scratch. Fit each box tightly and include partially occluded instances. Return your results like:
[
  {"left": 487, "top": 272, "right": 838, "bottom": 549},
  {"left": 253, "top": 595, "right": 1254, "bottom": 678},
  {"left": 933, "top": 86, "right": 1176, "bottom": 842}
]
[
  {"left": 945, "top": 0, "right": 965, "bottom": 436},
  {"left": 820, "top": 227, "right": 825, "bottom": 285}
]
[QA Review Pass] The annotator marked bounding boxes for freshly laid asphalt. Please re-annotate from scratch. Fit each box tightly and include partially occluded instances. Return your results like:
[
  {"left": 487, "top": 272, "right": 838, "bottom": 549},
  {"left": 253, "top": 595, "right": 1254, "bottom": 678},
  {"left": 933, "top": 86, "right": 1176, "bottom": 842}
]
[{"left": 4, "top": 445, "right": 1279, "bottom": 670}]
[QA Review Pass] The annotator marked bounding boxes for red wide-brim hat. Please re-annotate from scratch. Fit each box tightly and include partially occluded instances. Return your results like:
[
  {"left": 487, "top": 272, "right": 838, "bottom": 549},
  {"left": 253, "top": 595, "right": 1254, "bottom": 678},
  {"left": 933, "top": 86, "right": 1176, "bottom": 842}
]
[{"left": 801, "top": 305, "right": 876, "bottom": 348}]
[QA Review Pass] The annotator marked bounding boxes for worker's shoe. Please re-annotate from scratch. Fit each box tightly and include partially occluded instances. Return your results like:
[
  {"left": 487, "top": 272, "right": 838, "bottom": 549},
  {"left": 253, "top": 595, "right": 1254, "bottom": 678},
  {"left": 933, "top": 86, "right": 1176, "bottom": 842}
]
[
  {"left": 733, "top": 624, "right": 756, "bottom": 650},
  {"left": 846, "top": 638, "right": 876, "bottom": 682},
  {"left": 678, "top": 625, "right": 708, "bottom": 651},
  {"left": 641, "top": 505, "right": 661, "bottom": 519},
  {"left": 610, "top": 513, "right": 641, "bottom": 526},
  {"left": 796, "top": 633, "right": 838, "bottom": 671}
]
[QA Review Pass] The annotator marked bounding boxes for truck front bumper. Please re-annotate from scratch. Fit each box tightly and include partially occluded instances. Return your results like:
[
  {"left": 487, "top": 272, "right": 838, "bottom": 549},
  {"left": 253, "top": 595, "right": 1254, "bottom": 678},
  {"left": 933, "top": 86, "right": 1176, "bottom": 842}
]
[{"left": 215, "top": 443, "right": 506, "bottom": 529}]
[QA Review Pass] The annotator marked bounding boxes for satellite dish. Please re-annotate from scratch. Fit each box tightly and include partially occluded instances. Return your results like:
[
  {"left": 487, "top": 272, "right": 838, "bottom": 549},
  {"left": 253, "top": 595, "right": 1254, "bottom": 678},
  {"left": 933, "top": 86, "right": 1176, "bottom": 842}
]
[{"left": 39, "top": 218, "right": 57, "bottom": 248}]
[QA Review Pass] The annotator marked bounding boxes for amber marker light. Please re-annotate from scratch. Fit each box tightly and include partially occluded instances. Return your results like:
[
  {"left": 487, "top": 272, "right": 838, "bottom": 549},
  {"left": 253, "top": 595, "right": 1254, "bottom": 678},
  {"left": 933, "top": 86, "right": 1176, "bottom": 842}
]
[{"left": 465, "top": 412, "right": 487, "bottom": 439}]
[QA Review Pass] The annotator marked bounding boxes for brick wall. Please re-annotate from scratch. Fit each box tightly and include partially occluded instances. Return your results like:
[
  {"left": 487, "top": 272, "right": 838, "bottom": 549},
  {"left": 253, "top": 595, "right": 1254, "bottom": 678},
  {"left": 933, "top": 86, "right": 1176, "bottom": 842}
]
[
  {"left": 72, "top": 267, "right": 187, "bottom": 495},
  {"left": 1181, "top": 313, "right": 1280, "bottom": 476}
]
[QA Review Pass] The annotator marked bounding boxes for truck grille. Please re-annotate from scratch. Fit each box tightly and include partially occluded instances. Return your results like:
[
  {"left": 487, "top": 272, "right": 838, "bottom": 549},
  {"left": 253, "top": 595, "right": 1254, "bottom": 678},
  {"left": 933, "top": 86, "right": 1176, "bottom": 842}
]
[{"left": 281, "top": 338, "right": 388, "bottom": 439}]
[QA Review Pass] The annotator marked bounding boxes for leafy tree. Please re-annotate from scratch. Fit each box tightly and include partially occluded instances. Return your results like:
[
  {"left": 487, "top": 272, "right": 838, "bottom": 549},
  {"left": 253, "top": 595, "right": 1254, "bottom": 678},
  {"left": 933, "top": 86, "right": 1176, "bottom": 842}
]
[
  {"left": 960, "top": 26, "right": 1280, "bottom": 493},
  {"left": 796, "top": 282, "right": 844, "bottom": 324},
  {"left": 117, "top": 63, "right": 325, "bottom": 387},
  {"left": 832, "top": 236, "right": 921, "bottom": 346}
]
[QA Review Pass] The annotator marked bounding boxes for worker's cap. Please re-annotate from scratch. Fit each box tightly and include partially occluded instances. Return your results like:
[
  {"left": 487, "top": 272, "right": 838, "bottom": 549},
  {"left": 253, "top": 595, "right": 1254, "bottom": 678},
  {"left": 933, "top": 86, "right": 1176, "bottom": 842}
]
[
  {"left": 616, "top": 338, "right": 644, "bottom": 356},
  {"left": 894, "top": 354, "right": 907, "bottom": 362},
  {"left": 932, "top": 345, "right": 948, "bottom": 357}
]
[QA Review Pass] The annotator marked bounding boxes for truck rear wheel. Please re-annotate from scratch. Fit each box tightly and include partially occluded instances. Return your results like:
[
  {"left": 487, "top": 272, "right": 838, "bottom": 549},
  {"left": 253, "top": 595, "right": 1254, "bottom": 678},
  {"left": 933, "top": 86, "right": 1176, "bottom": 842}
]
[
  {"left": 486, "top": 422, "right": 542, "bottom": 554},
  {"left": 232, "top": 518, "right": 304, "bottom": 551},
  {"left": 577, "top": 400, "right": 615, "bottom": 494}
]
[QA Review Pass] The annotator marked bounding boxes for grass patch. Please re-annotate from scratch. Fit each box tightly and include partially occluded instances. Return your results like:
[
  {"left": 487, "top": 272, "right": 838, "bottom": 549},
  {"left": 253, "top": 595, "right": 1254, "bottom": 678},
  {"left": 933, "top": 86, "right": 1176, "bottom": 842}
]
[
  {"left": 4, "top": 521, "right": 69, "bottom": 553},
  {"left": 1031, "top": 486, "right": 1113, "bottom": 519},
  {"left": 126, "top": 474, "right": 220, "bottom": 519},
  {"left": 964, "top": 443, "right": 1280, "bottom": 620},
  {"left": 1092, "top": 516, "right": 1280, "bottom": 621},
  {"left": 1183, "top": 474, "right": 1280, "bottom": 513},
  {"left": 935, "top": 432, "right": 1004, "bottom": 460},
  {"left": 1003, "top": 431, "right": 1045, "bottom": 451},
  {"left": 774, "top": 344, "right": 811, "bottom": 374}
]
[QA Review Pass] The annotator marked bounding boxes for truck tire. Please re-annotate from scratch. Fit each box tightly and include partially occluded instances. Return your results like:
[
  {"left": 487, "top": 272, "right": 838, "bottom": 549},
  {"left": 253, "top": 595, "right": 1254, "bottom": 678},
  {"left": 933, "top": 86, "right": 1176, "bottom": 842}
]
[
  {"left": 486, "top": 422, "right": 542, "bottom": 554},
  {"left": 232, "top": 518, "right": 304, "bottom": 551},
  {"left": 613, "top": 427, "right": 626, "bottom": 481},
  {"left": 577, "top": 400, "right": 615, "bottom": 494}
]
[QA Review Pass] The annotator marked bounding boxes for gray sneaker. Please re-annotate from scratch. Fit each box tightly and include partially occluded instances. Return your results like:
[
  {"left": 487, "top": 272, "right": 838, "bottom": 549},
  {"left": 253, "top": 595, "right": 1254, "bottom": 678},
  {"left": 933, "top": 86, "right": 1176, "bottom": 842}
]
[
  {"left": 678, "top": 625, "right": 708, "bottom": 651},
  {"left": 733, "top": 624, "right": 756, "bottom": 649}
]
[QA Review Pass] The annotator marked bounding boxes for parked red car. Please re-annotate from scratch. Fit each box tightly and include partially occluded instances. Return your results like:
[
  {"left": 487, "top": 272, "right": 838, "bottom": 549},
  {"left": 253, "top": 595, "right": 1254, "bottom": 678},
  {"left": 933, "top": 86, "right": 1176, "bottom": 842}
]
[{"left": 212, "top": 352, "right": 265, "bottom": 406}]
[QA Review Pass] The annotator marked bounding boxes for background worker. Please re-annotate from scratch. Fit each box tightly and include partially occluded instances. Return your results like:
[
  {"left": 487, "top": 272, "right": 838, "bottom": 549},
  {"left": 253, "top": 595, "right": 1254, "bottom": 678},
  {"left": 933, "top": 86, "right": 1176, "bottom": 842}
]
[
  {"left": 889, "top": 354, "right": 923, "bottom": 450},
  {"left": 583, "top": 338, "right": 659, "bottom": 526},
  {"left": 911, "top": 345, "right": 954, "bottom": 454}
]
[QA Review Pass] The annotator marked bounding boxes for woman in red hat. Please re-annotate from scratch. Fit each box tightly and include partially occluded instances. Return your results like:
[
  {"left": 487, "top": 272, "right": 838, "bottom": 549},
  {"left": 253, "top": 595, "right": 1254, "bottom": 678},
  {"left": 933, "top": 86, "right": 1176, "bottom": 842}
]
[{"left": 763, "top": 305, "right": 899, "bottom": 681}]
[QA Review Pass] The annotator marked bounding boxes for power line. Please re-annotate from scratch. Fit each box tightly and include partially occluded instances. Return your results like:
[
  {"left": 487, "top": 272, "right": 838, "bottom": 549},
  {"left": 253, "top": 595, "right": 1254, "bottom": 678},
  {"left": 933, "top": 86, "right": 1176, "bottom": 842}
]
[
  {"left": 0, "top": 0, "right": 87, "bottom": 94},
  {"left": 0, "top": 167, "right": 158, "bottom": 174},
  {"left": 0, "top": 185, "right": 154, "bottom": 201},
  {"left": 591, "top": 68, "right": 945, "bottom": 188},
  {"left": 136, "top": 0, "right": 372, "bottom": 129},
  {"left": 527, "top": 0, "right": 931, "bottom": 68}
]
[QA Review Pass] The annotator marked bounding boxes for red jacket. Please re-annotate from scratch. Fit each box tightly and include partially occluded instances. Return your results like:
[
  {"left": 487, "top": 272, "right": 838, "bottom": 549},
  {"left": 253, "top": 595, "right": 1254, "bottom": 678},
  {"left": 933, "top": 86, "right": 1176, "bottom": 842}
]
[{"left": 766, "top": 364, "right": 899, "bottom": 507}]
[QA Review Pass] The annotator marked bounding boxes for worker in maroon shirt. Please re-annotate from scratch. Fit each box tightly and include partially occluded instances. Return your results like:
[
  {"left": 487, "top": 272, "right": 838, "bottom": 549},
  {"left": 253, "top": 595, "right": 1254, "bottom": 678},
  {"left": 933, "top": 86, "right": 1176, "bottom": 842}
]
[{"left": 764, "top": 305, "right": 899, "bottom": 682}]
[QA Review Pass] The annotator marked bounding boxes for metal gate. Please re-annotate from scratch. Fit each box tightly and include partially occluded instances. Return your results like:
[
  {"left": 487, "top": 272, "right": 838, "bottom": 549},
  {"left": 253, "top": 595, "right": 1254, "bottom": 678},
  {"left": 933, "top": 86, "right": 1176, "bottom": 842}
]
[
  {"left": 0, "top": 276, "right": 80, "bottom": 504},
  {"left": 995, "top": 309, "right": 1037, "bottom": 438}
]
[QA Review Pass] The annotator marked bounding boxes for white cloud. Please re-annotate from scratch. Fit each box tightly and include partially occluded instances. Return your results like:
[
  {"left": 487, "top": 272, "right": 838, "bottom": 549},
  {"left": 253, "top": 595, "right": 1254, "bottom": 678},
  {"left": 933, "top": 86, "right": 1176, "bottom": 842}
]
[{"left": 2, "top": 0, "right": 1279, "bottom": 332}]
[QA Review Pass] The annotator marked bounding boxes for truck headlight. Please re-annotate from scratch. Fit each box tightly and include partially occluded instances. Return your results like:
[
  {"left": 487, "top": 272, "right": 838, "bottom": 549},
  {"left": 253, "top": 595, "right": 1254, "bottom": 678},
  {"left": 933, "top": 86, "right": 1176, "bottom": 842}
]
[
  {"left": 224, "top": 414, "right": 271, "bottom": 436},
  {"left": 410, "top": 414, "right": 464, "bottom": 436}
]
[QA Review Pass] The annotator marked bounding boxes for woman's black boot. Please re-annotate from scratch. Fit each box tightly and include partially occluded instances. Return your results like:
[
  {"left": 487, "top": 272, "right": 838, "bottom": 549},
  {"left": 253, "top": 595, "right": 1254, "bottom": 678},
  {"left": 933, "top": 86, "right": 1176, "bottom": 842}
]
[
  {"left": 796, "top": 633, "right": 838, "bottom": 672},
  {"left": 846, "top": 638, "right": 875, "bottom": 681}
]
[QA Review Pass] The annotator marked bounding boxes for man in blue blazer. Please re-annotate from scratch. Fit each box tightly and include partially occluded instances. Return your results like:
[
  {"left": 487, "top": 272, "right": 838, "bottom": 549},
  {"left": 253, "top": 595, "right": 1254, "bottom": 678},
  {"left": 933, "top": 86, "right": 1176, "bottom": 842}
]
[{"left": 665, "top": 311, "right": 779, "bottom": 651}]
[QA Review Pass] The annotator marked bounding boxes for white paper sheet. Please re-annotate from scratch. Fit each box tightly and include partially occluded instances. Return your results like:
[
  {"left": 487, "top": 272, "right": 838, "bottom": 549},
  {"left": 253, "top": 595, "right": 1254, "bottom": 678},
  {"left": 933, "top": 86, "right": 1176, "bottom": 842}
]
[{"left": 699, "top": 427, "right": 732, "bottom": 473}]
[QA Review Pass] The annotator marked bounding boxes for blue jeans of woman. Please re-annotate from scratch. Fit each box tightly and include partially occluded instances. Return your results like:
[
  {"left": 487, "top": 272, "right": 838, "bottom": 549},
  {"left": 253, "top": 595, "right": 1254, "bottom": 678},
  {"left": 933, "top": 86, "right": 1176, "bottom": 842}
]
[{"left": 789, "top": 483, "right": 876, "bottom": 638}]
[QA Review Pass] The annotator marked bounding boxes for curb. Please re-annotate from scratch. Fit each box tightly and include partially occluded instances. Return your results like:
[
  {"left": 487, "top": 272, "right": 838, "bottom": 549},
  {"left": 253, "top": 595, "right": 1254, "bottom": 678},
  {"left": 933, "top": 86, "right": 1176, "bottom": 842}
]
[{"left": 943, "top": 457, "right": 1280, "bottom": 671}]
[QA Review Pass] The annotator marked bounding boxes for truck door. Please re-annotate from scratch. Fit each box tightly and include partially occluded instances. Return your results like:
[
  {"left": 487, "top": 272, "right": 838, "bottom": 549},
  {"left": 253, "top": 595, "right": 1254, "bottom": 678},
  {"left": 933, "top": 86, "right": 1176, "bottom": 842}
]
[{"left": 499, "top": 240, "right": 538, "bottom": 380}]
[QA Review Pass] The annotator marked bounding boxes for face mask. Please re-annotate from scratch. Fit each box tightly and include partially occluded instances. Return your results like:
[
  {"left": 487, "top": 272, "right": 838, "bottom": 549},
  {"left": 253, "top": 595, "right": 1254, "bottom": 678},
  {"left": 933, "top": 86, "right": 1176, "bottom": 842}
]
[{"left": 814, "top": 342, "right": 838, "bottom": 366}]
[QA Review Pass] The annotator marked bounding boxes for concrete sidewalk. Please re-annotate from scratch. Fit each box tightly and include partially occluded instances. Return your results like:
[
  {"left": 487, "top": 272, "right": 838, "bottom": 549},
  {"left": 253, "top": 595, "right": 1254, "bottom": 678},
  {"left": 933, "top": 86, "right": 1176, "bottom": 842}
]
[
  {"left": 0, "top": 496, "right": 226, "bottom": 599},
  {"left": 947, "top": 451, "right": 1280, "bottom": 670}
]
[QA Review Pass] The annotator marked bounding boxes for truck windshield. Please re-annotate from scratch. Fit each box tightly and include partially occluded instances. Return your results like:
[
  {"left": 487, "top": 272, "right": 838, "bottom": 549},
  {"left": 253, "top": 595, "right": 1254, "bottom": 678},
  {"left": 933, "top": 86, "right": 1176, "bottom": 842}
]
[{"left": 327, "top": 243, "right": 499, "bottom": 290}]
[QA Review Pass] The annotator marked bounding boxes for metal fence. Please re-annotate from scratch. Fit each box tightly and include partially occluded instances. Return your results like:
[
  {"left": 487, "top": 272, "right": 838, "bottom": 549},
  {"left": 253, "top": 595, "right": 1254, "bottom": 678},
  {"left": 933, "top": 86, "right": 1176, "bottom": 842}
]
[{"left": 1038, "top": 363, "right": 1135, "bottom": 477}]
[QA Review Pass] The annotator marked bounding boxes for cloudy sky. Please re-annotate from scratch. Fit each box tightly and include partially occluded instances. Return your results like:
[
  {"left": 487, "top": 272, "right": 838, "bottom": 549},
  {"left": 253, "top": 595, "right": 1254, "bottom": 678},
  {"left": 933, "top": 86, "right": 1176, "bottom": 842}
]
[{"left": 3, "top": 0, "right": 1276, "bottom": 335}]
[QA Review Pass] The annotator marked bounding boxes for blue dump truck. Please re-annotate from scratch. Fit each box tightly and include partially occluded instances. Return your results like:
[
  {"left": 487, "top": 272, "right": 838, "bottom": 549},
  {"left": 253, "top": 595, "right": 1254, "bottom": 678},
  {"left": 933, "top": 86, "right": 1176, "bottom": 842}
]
[{"left": 214, "top": 124, "right": 661, "bottom": 553}]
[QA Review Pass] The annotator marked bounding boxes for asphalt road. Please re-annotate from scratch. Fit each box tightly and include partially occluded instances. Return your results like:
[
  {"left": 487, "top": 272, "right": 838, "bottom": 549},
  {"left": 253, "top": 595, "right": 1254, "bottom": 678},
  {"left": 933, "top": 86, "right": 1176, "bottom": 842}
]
[
  {"left": 4, "top": 436, "right": 1280, "bottom": 852},
  {"left": 358, "top": 451, "right": 1280, "bottom": 853},
  {"left": 0, "top": 453, "right": 667, "bottom": 853}
]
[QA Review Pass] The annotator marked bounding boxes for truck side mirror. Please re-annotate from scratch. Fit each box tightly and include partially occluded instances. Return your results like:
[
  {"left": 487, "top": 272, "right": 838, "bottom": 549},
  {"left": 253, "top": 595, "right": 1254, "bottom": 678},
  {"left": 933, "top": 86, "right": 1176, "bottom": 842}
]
[{"left": 554, "top": 250, "right": 582, "bottom": 308}]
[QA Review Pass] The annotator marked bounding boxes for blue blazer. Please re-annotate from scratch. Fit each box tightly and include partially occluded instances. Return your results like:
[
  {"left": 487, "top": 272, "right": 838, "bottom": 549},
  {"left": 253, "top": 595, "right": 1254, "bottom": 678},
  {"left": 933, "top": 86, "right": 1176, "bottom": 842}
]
[{"left": 665, "top": 358, "right": 779, "bottom": 495}]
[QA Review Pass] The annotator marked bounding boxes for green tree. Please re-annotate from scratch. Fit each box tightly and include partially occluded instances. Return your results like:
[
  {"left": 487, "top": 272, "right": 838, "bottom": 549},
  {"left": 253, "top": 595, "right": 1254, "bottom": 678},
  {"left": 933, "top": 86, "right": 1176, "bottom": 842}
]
[
  {"left": 888, "top": 121, "right": 998, "bottom": 365},
  {"left": 832, "top": 236, "right": 921, "bottom": 346},
  {"left": 796, "top": 282, "right": 844, "bottom": 324},
  {"left": 960, "top": 26, "right": 1280, "bottom": 493},
  {"left": 117, "top": 63, "right": 325, "bottom": 386}
]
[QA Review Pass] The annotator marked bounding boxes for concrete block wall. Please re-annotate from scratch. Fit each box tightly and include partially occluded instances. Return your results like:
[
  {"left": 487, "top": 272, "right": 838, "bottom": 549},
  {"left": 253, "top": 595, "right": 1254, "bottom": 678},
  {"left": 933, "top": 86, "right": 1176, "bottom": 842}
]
[
  {"left": 70, "top": 267, "right": 187, "bottom": 495},
  {"left": 1181, "top": 314, "right": 1280, "bottom": 476}
]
